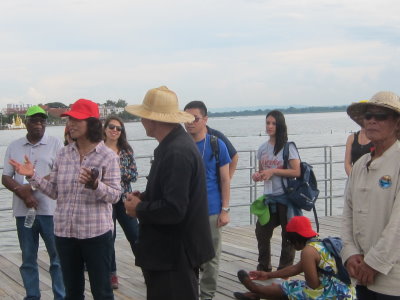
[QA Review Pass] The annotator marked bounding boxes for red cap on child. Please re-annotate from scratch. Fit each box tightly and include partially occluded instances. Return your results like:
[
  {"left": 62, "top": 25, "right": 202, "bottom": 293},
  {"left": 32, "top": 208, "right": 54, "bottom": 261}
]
[{"left": 286, "top": 216, "right": 317, "bottom": 238}]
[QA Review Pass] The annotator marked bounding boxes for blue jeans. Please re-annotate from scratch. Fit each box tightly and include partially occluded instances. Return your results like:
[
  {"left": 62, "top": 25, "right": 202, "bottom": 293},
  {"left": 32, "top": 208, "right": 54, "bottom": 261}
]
[
  {"left": 55, "top": 231, "right": 114, "bottom": 300},
  {"left": 16, "top": 216, "right": 65, "bottom": 300},
  {"left": 111, "top": 199, "right": 139, "bottom": 272}
]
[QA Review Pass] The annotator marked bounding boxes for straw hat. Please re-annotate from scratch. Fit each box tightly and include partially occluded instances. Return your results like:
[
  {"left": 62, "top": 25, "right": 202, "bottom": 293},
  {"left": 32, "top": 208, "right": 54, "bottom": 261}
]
[
  {"left": 125, "top": 86, "right": 195, "bottom": 124},
  {"left": 347, "top": 91, "right": 400, "bottom": 126}
]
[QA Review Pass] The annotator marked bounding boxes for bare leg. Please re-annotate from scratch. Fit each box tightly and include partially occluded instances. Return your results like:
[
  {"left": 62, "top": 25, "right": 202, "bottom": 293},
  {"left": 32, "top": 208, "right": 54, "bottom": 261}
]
[{"left": 238, "top": 270, "right": 286, "bottom": 299}]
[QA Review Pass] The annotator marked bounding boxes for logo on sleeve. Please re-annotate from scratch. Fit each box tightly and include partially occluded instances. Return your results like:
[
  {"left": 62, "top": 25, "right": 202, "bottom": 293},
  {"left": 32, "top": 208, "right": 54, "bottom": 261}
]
[{"left": 379, "top": 175, "right": 392, "bottom": 189}]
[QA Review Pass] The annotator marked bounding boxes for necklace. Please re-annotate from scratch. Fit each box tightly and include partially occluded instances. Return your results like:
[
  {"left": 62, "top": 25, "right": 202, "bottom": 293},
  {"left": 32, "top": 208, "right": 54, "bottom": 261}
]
[{"left": 201, "top": 135, "right": 207, "bottom": 158}]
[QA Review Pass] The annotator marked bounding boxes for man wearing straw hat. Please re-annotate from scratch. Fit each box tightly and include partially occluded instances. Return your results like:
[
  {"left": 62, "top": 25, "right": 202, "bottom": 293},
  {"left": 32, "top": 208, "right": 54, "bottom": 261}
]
[
  {"left": 342, "top": 91, "right": 400, "bottom": 299},
  {"left": 124, "top": 86, "right": 214, "bottom": 300}
]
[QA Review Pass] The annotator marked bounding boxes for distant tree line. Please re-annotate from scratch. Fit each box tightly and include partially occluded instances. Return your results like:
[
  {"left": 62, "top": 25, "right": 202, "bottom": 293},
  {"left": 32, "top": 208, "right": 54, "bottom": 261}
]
[
  {"left": 0, "top": 101, "right": 348, "bottom": 126},
  {"left": 208, "top": 105, "right": 347, "bottom": 117},
  {"left": 45, "top": 99, "right": 138, "bottom": 122}
]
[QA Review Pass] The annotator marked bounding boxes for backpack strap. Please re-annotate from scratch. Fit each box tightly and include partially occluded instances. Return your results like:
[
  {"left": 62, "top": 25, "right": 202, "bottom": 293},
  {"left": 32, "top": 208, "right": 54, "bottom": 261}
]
[
  {"left": 281, "top": 143, "right": 289, "bottom": 194},
  {"left": 210, "top": 135, "right": 221, "bottom": 192},
  {"left": 313, "top": 206, "right": 320, "bottom": 233},
  {"left": 210, "top": 135, "right": 220, "bottom": 167},
  {"left": 282, "top": 142, "right": 290, "bottom": 169},
  {"left": 309, "top": 238, "right": 337, "bottom": 276},
  {"left": 281, "top": 141, "right": 299, "bottom": 192}
]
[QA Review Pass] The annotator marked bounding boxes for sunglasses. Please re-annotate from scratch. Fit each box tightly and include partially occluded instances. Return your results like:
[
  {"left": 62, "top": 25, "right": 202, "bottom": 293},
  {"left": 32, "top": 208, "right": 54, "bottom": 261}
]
[
  {"left": 107, "top": 124, "right": 123, "bottom": 131},
  {"left": 186, "top": 117, "right": 203, "bottom": 124},
  {"left": 28, "top": 117, "right": 47, "bottom": 124},
  {"left": 364, "top": 111, "right": 391, "bottom": 121}
]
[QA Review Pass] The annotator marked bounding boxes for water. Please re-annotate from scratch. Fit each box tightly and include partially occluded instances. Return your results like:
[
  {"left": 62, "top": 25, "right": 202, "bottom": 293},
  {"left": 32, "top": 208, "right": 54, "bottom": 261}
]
[{"left": 0, "top": 112, "right": 359, "bottom": 252}]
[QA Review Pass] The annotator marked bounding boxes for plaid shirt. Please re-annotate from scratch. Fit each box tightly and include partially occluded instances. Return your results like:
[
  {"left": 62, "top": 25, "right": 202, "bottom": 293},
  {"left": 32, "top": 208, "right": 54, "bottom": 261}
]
[{"left": 30, "top": 141, "right": 121, "bottom": 239}]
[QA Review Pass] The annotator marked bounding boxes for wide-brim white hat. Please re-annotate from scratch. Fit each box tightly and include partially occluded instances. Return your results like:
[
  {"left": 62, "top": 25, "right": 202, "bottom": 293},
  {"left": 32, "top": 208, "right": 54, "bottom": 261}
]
[
  {"left": 125, "top": 86, "right": 194, "bottom": 124},
  {"left": 347, "top": 91, "right": 400, "bottom": 126}
]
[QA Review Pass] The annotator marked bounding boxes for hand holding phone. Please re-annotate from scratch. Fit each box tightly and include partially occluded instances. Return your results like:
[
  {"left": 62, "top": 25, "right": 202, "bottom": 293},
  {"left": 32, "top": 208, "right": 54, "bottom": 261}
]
[{"left": 84, "top": 167, "right": 99, "bottom": 189}]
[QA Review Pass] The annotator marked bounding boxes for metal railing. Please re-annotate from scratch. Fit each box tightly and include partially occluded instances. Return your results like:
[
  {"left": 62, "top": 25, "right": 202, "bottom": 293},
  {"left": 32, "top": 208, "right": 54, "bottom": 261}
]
[
  {"left": 229, "top": 145, "right": 347, "bottom": 224},
  {"left": 0, "top": 144, "right": 347, "bottom": 232}
]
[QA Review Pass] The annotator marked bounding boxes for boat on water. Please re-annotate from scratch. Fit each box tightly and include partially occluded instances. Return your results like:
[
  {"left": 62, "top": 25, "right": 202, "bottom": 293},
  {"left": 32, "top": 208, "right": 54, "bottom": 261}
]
[{"left": 5, "top": 115, "right": 26, "bottom": 130}]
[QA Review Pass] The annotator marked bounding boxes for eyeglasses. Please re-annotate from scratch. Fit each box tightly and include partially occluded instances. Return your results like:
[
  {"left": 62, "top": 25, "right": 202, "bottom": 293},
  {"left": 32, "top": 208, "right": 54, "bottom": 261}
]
[
  {"left": 28, "top": 117, "right": 47, "bottom": 124},
  {"left": 107, "top": 124, "right": 122, "bottom": 131},
  {"left": 364, "top": 111, "right": 391, "bottom": 121},
  {"left": 186, "top": 117, "right": 203, "bottom": 124}
]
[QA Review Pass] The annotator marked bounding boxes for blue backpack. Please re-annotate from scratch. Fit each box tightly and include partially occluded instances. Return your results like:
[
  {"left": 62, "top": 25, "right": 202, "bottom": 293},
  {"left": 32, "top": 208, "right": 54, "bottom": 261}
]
[
  {"left": 312, "top": 237, "right": 351, "bottom": 285},
  {"left": 281, "top": 142, "right": 320, "bottom": 232}
]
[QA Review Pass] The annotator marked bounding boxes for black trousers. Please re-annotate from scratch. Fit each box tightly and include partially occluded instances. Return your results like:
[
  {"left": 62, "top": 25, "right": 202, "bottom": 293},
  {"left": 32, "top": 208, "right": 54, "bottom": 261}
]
[
  {"left": 111, "top": 199, "right": 139, "bottom": 272},
  {"left": 55, "top": 231, "right": 114, "bottom": 300},
  {"left": 255, "top": 202, "right": 295, "bottom": 271},
  {"left": 142, "top": 254, "right": 199, "bottom": 300},
  {"left": 356, "top": 285, "right": 400, "bottom": 300}
]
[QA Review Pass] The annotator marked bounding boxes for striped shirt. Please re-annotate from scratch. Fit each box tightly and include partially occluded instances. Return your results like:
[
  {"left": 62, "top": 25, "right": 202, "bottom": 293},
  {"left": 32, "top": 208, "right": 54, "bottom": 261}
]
[{"left": 30, "top": 141, "right": 121, "bottom": 239}]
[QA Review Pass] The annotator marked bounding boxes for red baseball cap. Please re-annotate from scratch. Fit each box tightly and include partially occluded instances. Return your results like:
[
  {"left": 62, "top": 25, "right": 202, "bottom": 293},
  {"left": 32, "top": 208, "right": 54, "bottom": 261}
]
[
  {"left": 286, "top": 216, "right": 317, "bottom": 238},
  {"left": 61, "top": 99, "right": 99, "bottom": 119}
]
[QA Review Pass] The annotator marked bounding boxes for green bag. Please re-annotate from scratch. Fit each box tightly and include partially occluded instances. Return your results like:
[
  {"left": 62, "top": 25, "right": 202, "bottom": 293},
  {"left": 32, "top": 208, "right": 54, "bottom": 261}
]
[{"left": 250, "top": 195, "right": 270, "bottom": 225}]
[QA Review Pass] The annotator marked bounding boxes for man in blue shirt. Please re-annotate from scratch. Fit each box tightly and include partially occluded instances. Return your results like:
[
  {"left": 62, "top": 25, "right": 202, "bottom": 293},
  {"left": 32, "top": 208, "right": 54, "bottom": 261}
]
[{"left": 184, "top": 101, "right": 231, "bottom": 300}]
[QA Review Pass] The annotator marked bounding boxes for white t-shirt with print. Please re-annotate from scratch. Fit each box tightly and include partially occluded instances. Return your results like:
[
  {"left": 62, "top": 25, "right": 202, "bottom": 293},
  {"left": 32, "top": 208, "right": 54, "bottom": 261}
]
[{"left": 257, "top": 141, "right": 300, "bottom": 196}]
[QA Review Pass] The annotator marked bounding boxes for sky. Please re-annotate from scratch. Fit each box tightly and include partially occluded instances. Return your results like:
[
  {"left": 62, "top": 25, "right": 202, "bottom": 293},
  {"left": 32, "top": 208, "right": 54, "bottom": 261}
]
[{"left": 1, "top": 0, "right": 400, "bottom": 110}]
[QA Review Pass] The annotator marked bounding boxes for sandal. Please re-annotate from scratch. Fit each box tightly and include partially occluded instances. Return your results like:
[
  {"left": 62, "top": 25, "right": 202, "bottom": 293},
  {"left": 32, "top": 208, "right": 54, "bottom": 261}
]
[{"left": 237, "top": 269, "right": 250, "bottom": 284}]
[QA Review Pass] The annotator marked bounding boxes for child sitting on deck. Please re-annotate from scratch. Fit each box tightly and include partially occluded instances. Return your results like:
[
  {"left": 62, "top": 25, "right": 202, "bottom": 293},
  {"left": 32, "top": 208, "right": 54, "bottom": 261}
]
[{"left": 234, "top": 216, "right": 356, "bottom": 300}]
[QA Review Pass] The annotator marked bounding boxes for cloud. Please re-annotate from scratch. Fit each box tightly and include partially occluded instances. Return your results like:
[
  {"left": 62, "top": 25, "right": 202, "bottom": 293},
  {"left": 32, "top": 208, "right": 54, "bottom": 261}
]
[{"left": 1, "top": 0, "right": 400, "bottom": 108}]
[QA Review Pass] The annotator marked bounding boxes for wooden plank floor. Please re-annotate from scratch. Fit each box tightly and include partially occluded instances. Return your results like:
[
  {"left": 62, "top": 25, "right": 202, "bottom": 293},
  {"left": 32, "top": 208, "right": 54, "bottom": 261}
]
[{"left": 0, "top": 216, "right": 342, "bottom": 300}]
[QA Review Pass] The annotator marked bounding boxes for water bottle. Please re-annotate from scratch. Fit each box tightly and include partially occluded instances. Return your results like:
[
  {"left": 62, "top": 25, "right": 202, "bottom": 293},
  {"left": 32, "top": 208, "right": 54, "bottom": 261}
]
[{"left": 24, "top": 208, "right": 36, "bottom": 228}]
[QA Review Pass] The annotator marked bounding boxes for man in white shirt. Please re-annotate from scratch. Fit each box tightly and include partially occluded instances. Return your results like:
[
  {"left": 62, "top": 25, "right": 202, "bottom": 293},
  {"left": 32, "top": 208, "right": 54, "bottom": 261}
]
[
  {"left": 2, "top": 106, "right": 64, "bottom": 300},
  {"left": 342, "top": 91, "right": 400, "bottom": 298}
]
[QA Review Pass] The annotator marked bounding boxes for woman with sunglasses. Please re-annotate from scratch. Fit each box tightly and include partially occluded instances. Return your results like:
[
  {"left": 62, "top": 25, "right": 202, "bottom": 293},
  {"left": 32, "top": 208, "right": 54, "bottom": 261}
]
[{"left": 103, "top": 115, "right": 138, "bottom": 289}]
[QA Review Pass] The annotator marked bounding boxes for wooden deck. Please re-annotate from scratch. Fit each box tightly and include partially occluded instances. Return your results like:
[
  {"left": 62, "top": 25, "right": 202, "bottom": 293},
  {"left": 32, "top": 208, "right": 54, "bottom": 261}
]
[{"left": 0, "top": 216, "right": 342, "bottom": 300}]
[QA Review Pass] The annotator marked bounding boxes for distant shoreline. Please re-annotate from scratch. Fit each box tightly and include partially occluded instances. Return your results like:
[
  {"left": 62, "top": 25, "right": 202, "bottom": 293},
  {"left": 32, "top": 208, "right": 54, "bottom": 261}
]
[
  {"left": 0, "top": 106, "right": 347, "bottom": 128},
  {"left": 208, "top": 105, "right": 347, "bottom": 117}
]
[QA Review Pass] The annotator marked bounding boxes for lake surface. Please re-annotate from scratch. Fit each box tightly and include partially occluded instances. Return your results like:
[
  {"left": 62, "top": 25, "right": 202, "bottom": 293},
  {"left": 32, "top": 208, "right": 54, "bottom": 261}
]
[{"left": 0, "top": 112, "right": 358, "bottom": 252}]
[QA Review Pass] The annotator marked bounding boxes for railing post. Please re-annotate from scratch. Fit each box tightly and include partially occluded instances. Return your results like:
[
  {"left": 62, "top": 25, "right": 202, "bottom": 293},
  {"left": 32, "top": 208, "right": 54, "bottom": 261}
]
[
  {"left": 250, "top": 149, "right": 257, "bottom": 225},
  {"left": 324, "top": 146, "right": 328, "bottom": 216},
  {"left": 329, "top": 146, "right": 333, "bottom": 216}
]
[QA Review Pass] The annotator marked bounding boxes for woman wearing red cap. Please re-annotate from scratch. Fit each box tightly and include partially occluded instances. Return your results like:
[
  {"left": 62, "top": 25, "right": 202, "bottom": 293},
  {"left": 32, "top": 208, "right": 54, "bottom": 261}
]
[
  {"left": 10, "top": 99, "right": 121, "bottom": 300},
  {"left": 234, "top": 216, "right": 356, "bottom": 300}
]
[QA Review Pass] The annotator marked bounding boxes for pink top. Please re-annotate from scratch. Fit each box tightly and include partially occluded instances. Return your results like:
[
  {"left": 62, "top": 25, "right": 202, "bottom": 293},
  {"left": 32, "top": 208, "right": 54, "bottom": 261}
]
[{"left": 30, "top": 141, "right": 121, "bottom": 239}]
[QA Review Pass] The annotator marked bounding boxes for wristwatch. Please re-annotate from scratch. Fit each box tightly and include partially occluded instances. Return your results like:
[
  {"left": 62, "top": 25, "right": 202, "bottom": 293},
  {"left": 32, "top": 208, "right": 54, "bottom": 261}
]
[{"left": 222, "top": 207, "right": 230, "bottom": 213}]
